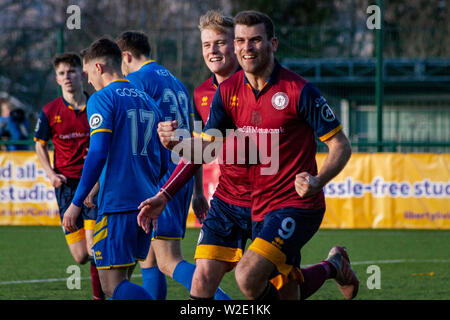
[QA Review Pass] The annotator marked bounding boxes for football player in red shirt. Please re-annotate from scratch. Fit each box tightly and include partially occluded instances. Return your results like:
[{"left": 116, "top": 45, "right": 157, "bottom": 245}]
[
  {"left": 190, "top": 10, "right": 249, "bottom": 300},
  {"left": 34, "top": 53, "right": 104, "bottom": 300},
  {"left": 140, "top": 11, "right": 359, "bottom": 300}
]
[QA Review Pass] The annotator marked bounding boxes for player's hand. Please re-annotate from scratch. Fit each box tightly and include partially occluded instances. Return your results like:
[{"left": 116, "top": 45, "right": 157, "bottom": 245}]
[
  {"left": 62, "top": 203, "right": 82, "bottom": 233},
  {"left": 192, "top": 193, "right": 209, "bottom": 224},
  {"left": 49, "top": 172, "right": 67, "bottom": 188},
  {"left": 157, "top": 120, "right": 179, "bottom": 150},
  {"left": 84, "top": 191, "right": 97, "bottom": 209},
  {"left": 84, "top": 182, "right": 99, "bottom": 208},
  {"left": 83, "top": 147, "right": 89, "bottom": 160},
  {"left": 295, "top": 172, "right": 323, "bottom": 198},
  {"left": 137, "top": 193, "right": 169, "bottom": 234}
]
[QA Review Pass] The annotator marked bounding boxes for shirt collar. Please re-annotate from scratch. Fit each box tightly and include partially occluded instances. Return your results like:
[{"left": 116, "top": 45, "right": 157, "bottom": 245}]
[
  {"left": 211, "top": 66, "right": 242, "bottom": 88},
  {"left": 243, "top": 59, "right": 281, "bottom": 97},
  {"left": 62, "top": 91, "right": 89, "bottom": 112}
]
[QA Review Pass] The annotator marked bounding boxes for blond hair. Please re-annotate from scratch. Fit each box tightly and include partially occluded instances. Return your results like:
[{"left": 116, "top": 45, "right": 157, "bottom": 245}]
[{"left": 198, "top": 10, "right": 234, "bottom": 34}]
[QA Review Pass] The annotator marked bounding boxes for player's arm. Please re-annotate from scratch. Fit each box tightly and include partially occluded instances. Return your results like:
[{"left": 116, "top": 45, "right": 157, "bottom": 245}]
[
  {"left": 295, "top": 130, "right": 351, "bottom": 198},
  {"left": 34, "top": 112, "right": 67, "bottom": 188},
  {"left": 158, "top": 88, "right": 232, "bottom": 163},
  {"left": 190, "top": 103, "right": 209, "bottom": 222},
  {"left": 63, "top": 131, "right": 111, "bottom": 232},
  {"left": 295, "top": 83, "right": 351, "bottom": 198},
  {"left": 139, "top": 89, "right": 232, "bottom": 230}
]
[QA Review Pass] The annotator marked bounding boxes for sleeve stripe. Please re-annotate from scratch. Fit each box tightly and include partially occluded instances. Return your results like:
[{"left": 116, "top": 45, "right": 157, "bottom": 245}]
[
  {"left": 319, "top": 124, "right": 343, "bottom": 142},
  {"left": 90, "top": 128, "right": 113, "bottom": 136},
  {"left": 201, "top": 132, "right": 224, "bottom": 142}
]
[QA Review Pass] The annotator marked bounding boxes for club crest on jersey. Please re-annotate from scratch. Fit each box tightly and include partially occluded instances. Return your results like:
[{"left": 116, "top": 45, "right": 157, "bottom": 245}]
[
  {"left": 89, "top": 113, "right": 103, "bottom": 129},
  {"left": 271, "top": 92, "right": 289, "bottom": 110}
]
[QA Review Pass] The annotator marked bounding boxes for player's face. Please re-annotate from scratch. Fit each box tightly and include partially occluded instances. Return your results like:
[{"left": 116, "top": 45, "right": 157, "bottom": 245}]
[
  {"left": 55, "top": 63, "right": 83, "bottom": 94},
  {"left": 201, "top": 28, "right": 237, "bottom": 79},
  {"left": 234, "top": 23, "right": 278, "bottom": 76},
  {"left": 82, "top": 60, "right": 102, "bottom": 91}
]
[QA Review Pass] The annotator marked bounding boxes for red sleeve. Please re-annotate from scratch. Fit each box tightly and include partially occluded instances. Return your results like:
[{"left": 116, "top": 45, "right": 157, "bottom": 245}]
[{"left": 160, "top": 158, "right": 201, "bottom": 199}]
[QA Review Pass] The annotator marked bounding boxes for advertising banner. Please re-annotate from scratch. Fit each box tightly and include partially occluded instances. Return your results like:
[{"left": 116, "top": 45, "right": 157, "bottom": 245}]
[{"left": 1, "top": 152, "right": 448, "bottom": 229}]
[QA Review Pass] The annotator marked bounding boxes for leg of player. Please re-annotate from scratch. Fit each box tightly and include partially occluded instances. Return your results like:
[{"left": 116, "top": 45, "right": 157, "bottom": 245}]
[
  {"left": 98, "top": 267, "right": 152, "bottom": 300},
  {"left": 235, "top": 250, "right": 280, "bottom": 300},
  {"left": 85, "top": 225, "right": 105, "bottom": 300},
  {"left": 139, "top": 243, "right": 168, "bottom": 300},
  {"left": 190, "top": 259, "right": 234, "bottom": 300},
  {"left": 67, "top": 239, "right": 89, "bottom": 265}
]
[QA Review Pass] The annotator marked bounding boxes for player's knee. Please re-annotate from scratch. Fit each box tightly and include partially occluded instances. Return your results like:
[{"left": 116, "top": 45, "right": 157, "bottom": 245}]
[
  {"left": 101, "top": 282, "right": 116, "bottom": 298},
  {"left": 235, "top": 263, "right": 253, "bottom": 292},
  {"left": 72, "top": 252, "right": 89, "bottom": 265}
]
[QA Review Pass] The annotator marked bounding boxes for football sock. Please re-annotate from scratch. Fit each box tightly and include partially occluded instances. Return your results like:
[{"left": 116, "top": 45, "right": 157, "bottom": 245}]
[
  {"left": 89, "top": 258, "right": 105, "bottom": 300},
  {"left": 299, "top": 262, "right": 335, "bottom": 300},
  {"left": 172, "top": 260, "right": 232, "bottom": 300},
  {"left": 141, "top": 266, "right": 167, "bottom": 300},
  {"left": 172, "top": 260, "right": 196, "bottom": 292},
  {"left": 112, "top": 279, "right": 154, "bottom": 300},
  {"left": 256, "top": 282, "right": 280, "bottom": 300}
]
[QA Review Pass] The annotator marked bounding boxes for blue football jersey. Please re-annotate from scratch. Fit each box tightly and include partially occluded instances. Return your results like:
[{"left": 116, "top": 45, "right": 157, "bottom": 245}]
[
  {"left": 87, "top": 79, "right": 166, "bottom": 215},
  {"left": 126, "top": 60, "right": 194, "bottom": 175}
]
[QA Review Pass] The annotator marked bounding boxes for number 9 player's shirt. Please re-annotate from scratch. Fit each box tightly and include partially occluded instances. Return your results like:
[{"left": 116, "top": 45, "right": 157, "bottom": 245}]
[
  {"left": 203, "top": 61, "right": 343, "bottom": 221},
  {"left": 87, "top": 79, "right": 167, "bottom": 215}
]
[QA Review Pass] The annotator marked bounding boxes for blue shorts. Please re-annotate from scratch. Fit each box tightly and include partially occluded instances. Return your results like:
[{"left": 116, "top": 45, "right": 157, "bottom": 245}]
[
  {"left": 194, "top": 196, "right": 252, "bottom": 263},
  {"left": 92, "top": 211, "right": 151, "bottom": 269},
  {"left": 249, "top": 207, "right": 325, "bottom": 276},
  {"left": 54, "top": 178, "right": 98, "bottom": 244},
  {"left": 152, "top": 178, "right": 194, "bottom": 239}
]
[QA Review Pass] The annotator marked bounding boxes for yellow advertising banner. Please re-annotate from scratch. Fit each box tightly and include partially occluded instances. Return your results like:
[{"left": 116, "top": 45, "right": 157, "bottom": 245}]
[
  {"left": 1, "top": 151, "right": 449, "bottom": 229},
  {"left": 0, "top": 151, "right": 59, "bottom": 226},
  {"left": 316, "top": 153, "right": 450, "bottom": 229}
]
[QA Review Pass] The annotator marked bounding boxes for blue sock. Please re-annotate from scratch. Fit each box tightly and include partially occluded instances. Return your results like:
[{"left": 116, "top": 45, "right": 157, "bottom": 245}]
[
  {"left": 172, "top": 260, "right": 232, "bottom": 300},
  {"left": 172, "top": 260, "right": 195, "bottom": 292},
  {"left": 141, "top": 266, "right": 167, "bottom": 300},
  {"left": 112, "top": 280, "right": 154, "bottom": 300},
  {"left": 214, "top": 286, "right": 232, "bottom": 300}
]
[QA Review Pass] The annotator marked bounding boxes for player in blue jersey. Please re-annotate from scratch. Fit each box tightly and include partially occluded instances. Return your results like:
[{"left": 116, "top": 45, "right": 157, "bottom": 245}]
[
  {"left": 62, "top": 37, "right": 168, "bottom": 300},
  {"left": 116, "top": 31, "right": 229, "bottom": 300}
]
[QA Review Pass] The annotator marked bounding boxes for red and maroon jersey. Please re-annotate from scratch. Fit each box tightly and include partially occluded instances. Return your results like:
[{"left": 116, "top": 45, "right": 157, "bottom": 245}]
[
  {"left": 204, "top": 62, "right": 343, "bottom": 221},
  {"left": 193, "top": 75, "right": 251, "bottom": 208},
  {"left": 34, "top": 96, "right": 90, "bottom": 179}
]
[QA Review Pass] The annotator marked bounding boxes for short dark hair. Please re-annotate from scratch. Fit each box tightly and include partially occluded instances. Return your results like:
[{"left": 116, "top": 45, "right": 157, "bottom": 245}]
[
  {"left": 52, "top": 52, "right": 82, "bottom": 69},
  {"left": 116, "top": 31, "right": 151, "bottom": 58},
  {"left": 81, "top": 37, "right": 122, "bottom": 69},
  {"left": 234, "top": 11, "right": 275, "bottom": 40}
]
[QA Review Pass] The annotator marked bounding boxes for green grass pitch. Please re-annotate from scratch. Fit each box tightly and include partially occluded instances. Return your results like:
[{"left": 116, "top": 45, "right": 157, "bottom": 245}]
[{"left": 0, "top": 226, "right": 449, "bottom": 300}]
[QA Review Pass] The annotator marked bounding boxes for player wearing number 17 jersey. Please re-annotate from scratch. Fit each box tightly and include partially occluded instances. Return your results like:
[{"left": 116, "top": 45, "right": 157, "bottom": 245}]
[
  {"left": 116, "top": 31, "right": 231, "bottom": 300},
  {"left": 63, "top": 37, "right": 167, "bottom": 299}
]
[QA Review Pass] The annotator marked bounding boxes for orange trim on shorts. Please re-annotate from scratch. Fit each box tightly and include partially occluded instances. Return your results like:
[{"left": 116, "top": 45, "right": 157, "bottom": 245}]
[
  {"left": 194, "top": 244, "right": 243, "bottom": 263},
  {"left": 65, "top": 227, "right": 86, "bottom": 245},
  {"left": 84, "top": 219, "right": 96, "bottom": 231},
  {"left": 248, "top": 237, "right": 292, "bottom": 276},
  {"left": 270, "top": 267, "right": 305, "bottom": 290}
]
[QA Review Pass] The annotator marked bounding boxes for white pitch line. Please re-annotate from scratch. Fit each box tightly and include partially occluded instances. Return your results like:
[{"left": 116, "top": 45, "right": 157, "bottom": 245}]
[
  {"left": 0, "top": 274, "right": 142, "bottom": 286},
  {"left": 1, "top": 259, "right": 449, "bottom": 286},
  {"left": 301, "top": 258, "right": 450, "bottom": 268}
]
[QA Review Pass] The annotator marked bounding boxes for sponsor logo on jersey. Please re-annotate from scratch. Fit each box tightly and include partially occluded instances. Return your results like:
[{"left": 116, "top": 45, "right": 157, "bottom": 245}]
[{"left": 89, "top": 113, "right": 103, "bottom": 129}]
